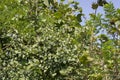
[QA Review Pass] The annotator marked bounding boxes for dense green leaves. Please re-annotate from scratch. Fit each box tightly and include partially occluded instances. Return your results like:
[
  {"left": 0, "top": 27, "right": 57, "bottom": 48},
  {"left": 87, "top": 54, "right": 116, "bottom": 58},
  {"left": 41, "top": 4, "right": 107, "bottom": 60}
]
[{"left": 0, "top": 0, "right": 120, "bottom": 80}]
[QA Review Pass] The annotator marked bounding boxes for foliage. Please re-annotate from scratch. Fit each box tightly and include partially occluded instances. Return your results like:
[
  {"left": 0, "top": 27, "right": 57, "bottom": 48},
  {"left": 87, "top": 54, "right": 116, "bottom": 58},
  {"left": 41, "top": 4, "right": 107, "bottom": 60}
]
[{"left": 0, "top": 0, "right": 120, "bottom": 80}]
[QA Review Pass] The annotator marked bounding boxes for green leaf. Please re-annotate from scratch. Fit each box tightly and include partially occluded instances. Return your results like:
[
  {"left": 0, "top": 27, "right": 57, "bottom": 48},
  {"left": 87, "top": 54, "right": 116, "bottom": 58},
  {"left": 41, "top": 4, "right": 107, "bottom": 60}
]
[
  {"left": 92, "top": 3, "right": 98, "bottom": 9},
  {"left": 44, "top": 0, "right": 50, "bottom": 7},
  {"left": 117, "top": 8, "right": 120, "bottom": 14},
  {"left": 76, "top": 13, "right": 82, "bottom": 22},
  {"left": 68, "top": 0, "right": 74, "bottom": 3}
]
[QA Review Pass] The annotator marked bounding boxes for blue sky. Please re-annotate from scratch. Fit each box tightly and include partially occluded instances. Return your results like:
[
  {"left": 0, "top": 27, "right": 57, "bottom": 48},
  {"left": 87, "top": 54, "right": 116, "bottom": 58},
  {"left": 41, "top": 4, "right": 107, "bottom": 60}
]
[
  {"left": 76, "top": 0, "right": 120, "bottom": 18},
  {"left": 58, "top": 0, "right": 120, "bottom": 25},
  {"left": 76, "top": 0, "right": 120, "bottom": 36}
]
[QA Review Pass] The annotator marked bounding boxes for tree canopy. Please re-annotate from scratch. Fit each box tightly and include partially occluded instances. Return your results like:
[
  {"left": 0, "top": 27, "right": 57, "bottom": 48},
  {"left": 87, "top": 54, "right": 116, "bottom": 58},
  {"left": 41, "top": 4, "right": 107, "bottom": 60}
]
[{"left": 0, "top": 0, "right": 120, "bottom": 80}]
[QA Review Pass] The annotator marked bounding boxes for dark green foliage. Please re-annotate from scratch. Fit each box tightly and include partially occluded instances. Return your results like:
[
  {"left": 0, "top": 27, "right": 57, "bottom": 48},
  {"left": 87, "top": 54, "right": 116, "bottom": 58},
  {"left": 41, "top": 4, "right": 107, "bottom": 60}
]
[{"left": 97, "top": 0, "right": 108, "bottom": 6}]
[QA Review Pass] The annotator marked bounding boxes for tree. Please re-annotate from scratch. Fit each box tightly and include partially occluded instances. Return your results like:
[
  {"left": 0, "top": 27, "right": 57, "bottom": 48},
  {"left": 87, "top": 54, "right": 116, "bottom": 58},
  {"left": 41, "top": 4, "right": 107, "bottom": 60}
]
[{"left": 0, "top": 0, "right": 120, "bottom": 80}]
